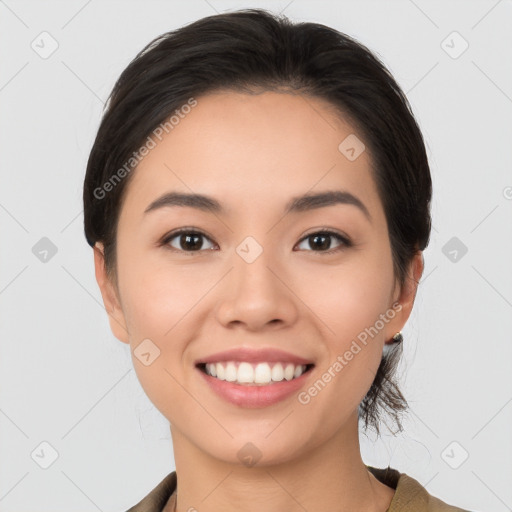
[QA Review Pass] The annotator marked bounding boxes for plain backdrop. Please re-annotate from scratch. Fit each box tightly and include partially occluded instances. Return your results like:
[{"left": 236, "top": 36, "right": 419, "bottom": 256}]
[{"left": 1, "top": 1, "right": 511, "bottom": 511}]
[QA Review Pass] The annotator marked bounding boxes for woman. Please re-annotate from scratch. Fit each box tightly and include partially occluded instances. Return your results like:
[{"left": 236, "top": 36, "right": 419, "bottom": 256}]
[{"left": 83, "top": 8, "right": 471, "bottom": 512}]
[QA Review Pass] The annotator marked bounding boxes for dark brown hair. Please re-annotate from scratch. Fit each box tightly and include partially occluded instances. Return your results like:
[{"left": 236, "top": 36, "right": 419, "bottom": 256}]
[{"left": 83, "top": 8, "right": 432, "bottom": 435}]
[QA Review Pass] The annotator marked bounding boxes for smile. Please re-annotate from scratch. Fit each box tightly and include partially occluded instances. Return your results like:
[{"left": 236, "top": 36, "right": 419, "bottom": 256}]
[
  {"left": 196, "top": 362, "right": 315, "bottom": 408},
  {"left": 198, "top": 361, "right": 314, "bottom": 386}
]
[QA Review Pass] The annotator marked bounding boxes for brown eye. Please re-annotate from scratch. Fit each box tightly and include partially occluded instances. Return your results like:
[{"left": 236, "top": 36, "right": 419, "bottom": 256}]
[
  {"left": 296, "top": 231, "right": 351, "bottom": 253},
  {"left": 163, "top": 230, "right": 215, "bottom": 252}
]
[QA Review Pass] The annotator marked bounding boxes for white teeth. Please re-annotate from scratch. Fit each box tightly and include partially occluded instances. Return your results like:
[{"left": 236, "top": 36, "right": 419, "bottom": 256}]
[
  {"left": 225, "top": 362, "right": 237, "bottom": 382},
  {"left": 271, "top": 363, "right": 284, "bottom": 381},
  {"left": 284, "top": 363, "right": 295, "bottom": 381},
  {"left": 254, "top": 363, "right": 271, "bottom": 384},
  {"left": 215, "top": 363, "right": 225, "bottom": 380},
  {"left": 237, "top": 362, "right": 254, "bottom": 383},
  {"left": 203, "top": 361, "right": 309, "bottom": 385}
]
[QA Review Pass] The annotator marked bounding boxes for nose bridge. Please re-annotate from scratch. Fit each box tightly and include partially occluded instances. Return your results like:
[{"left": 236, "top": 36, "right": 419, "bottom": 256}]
[
  {"left": 214, "top": 233, "right": 297, "bottom": 329},
  {"left": 233, "top": 234, "right": 281, "bottom": 298}
]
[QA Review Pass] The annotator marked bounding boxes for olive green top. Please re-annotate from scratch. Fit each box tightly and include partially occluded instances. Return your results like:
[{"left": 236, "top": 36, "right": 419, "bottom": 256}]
[{"left": 125, "top": 465, "right": 472, "bottom": 512}]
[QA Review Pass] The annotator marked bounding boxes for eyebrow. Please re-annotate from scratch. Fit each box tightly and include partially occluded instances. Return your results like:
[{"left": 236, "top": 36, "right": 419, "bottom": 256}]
[{"left": 144, "top": 190, "right": 371, "bottom": 222}]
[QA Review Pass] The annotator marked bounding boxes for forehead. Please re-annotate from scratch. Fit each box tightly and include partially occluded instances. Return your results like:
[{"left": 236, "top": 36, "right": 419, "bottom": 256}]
[{"left": 120, "top": 90, "right": 382, "bottom": 221}]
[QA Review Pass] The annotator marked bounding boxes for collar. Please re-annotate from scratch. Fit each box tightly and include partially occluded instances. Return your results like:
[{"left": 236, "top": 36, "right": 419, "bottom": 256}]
[{"left": 126, "top": 465, "right": 467, "bottom": 512}]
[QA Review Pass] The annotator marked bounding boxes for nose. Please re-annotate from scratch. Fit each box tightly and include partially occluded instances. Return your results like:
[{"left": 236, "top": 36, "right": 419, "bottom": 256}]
[{"left": 215, "top": 244, "right": 299, "bottom": 332}]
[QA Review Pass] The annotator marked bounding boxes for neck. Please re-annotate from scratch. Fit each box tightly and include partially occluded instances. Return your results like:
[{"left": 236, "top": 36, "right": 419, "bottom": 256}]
[{"left": 167, "top": 411, "right": 395, "bottom": 512}]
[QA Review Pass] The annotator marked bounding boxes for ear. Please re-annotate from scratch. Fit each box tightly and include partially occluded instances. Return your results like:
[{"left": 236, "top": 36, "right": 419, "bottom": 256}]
[
  {"left": 384, "top": 251, "right": 424, "bottom": 346},
  {"left": 93, "top": 242, "right": 130, "bottom": 344}
]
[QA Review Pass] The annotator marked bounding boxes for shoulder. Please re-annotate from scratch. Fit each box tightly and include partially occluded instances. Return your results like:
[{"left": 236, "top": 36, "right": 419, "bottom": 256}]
[
  {"left": 367, "top": 465, "right": 473, "bottom": 512},
  {"left": 124, "top": 471, "right": 177, "bottom": 512}
]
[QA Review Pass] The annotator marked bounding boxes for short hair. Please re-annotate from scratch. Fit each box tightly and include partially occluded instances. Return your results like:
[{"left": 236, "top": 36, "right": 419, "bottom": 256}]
[{"left": 83, "top": 8, "right": 432, "bottom": 435}]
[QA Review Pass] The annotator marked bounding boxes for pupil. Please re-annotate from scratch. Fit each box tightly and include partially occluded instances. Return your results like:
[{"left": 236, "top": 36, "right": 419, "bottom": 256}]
[
  {"left": 182, "top": 234, "right": 201, "bottom": 250},
  {"left": 311, "top": 234, "right": 330, "bottom": 250}
]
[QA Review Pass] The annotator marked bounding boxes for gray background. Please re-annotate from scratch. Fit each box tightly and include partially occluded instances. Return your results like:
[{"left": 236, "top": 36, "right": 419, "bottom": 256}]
[{"left": 1, "top": 0, "right": 511, "bottom": 511}]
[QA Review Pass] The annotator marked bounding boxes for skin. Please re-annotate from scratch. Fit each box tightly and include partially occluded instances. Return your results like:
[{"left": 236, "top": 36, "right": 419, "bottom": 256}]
[{"left": 94, "top": 90, "right": 423, "bottom": 512}]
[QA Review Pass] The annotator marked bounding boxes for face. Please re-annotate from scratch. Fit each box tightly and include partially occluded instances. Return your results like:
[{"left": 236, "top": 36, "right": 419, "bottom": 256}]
[{"left": 95, "top": 90, "right": 421, "bottom": 466}]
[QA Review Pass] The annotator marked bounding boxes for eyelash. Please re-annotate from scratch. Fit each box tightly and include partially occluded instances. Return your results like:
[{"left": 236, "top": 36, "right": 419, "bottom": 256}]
[{"left": 160, "top": 227, "right": 352, "bottom": 255}]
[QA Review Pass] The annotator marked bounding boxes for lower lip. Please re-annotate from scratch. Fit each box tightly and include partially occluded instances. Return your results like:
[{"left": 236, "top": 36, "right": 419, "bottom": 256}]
[{"left": 197, "top": 366, "right": 314, "bottom": 408}]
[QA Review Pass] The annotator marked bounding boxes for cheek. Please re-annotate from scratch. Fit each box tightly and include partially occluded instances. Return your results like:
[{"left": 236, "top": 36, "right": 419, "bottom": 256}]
[
  {"left": 297, "top": 249, "right": 394, "bottom": 340},
  {"left": 299, "top": 247, "right": 395, "bottom": 392},
  {"left": 117, "top": 241, "right": 207, "bottom": 339},
  {"left": 117, "top": 258, "right": 204, "bottom": 421},
  {"left": 293, "top": 263, "right": 394, "bottom": 435}
]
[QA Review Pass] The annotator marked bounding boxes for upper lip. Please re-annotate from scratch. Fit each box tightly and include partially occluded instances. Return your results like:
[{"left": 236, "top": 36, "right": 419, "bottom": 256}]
[{"left": 195, "top": 347, "right": 315, "bottom": 366}]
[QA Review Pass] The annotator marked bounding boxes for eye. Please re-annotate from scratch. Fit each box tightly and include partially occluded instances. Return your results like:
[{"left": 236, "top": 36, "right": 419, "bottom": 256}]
[
  {"left": 295, "top": 230, "right": 351, "bottom": 253},
  {"left": 162, "top": 229, "right": 216, "bottom": 252}
]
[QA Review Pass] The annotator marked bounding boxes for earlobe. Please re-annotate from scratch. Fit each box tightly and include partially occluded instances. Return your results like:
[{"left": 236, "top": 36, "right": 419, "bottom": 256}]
[{"left": 93, "top": 243, "right": 130, "bottom": 344}]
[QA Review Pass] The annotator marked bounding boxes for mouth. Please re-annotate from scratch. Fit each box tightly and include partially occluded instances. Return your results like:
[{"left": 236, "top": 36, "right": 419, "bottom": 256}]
[
  {"left": 195, "top": 361, "right": 315, "bottom": 386},
  {"left": 194, "top": 347, "right": 316, "bottom": 407}
]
